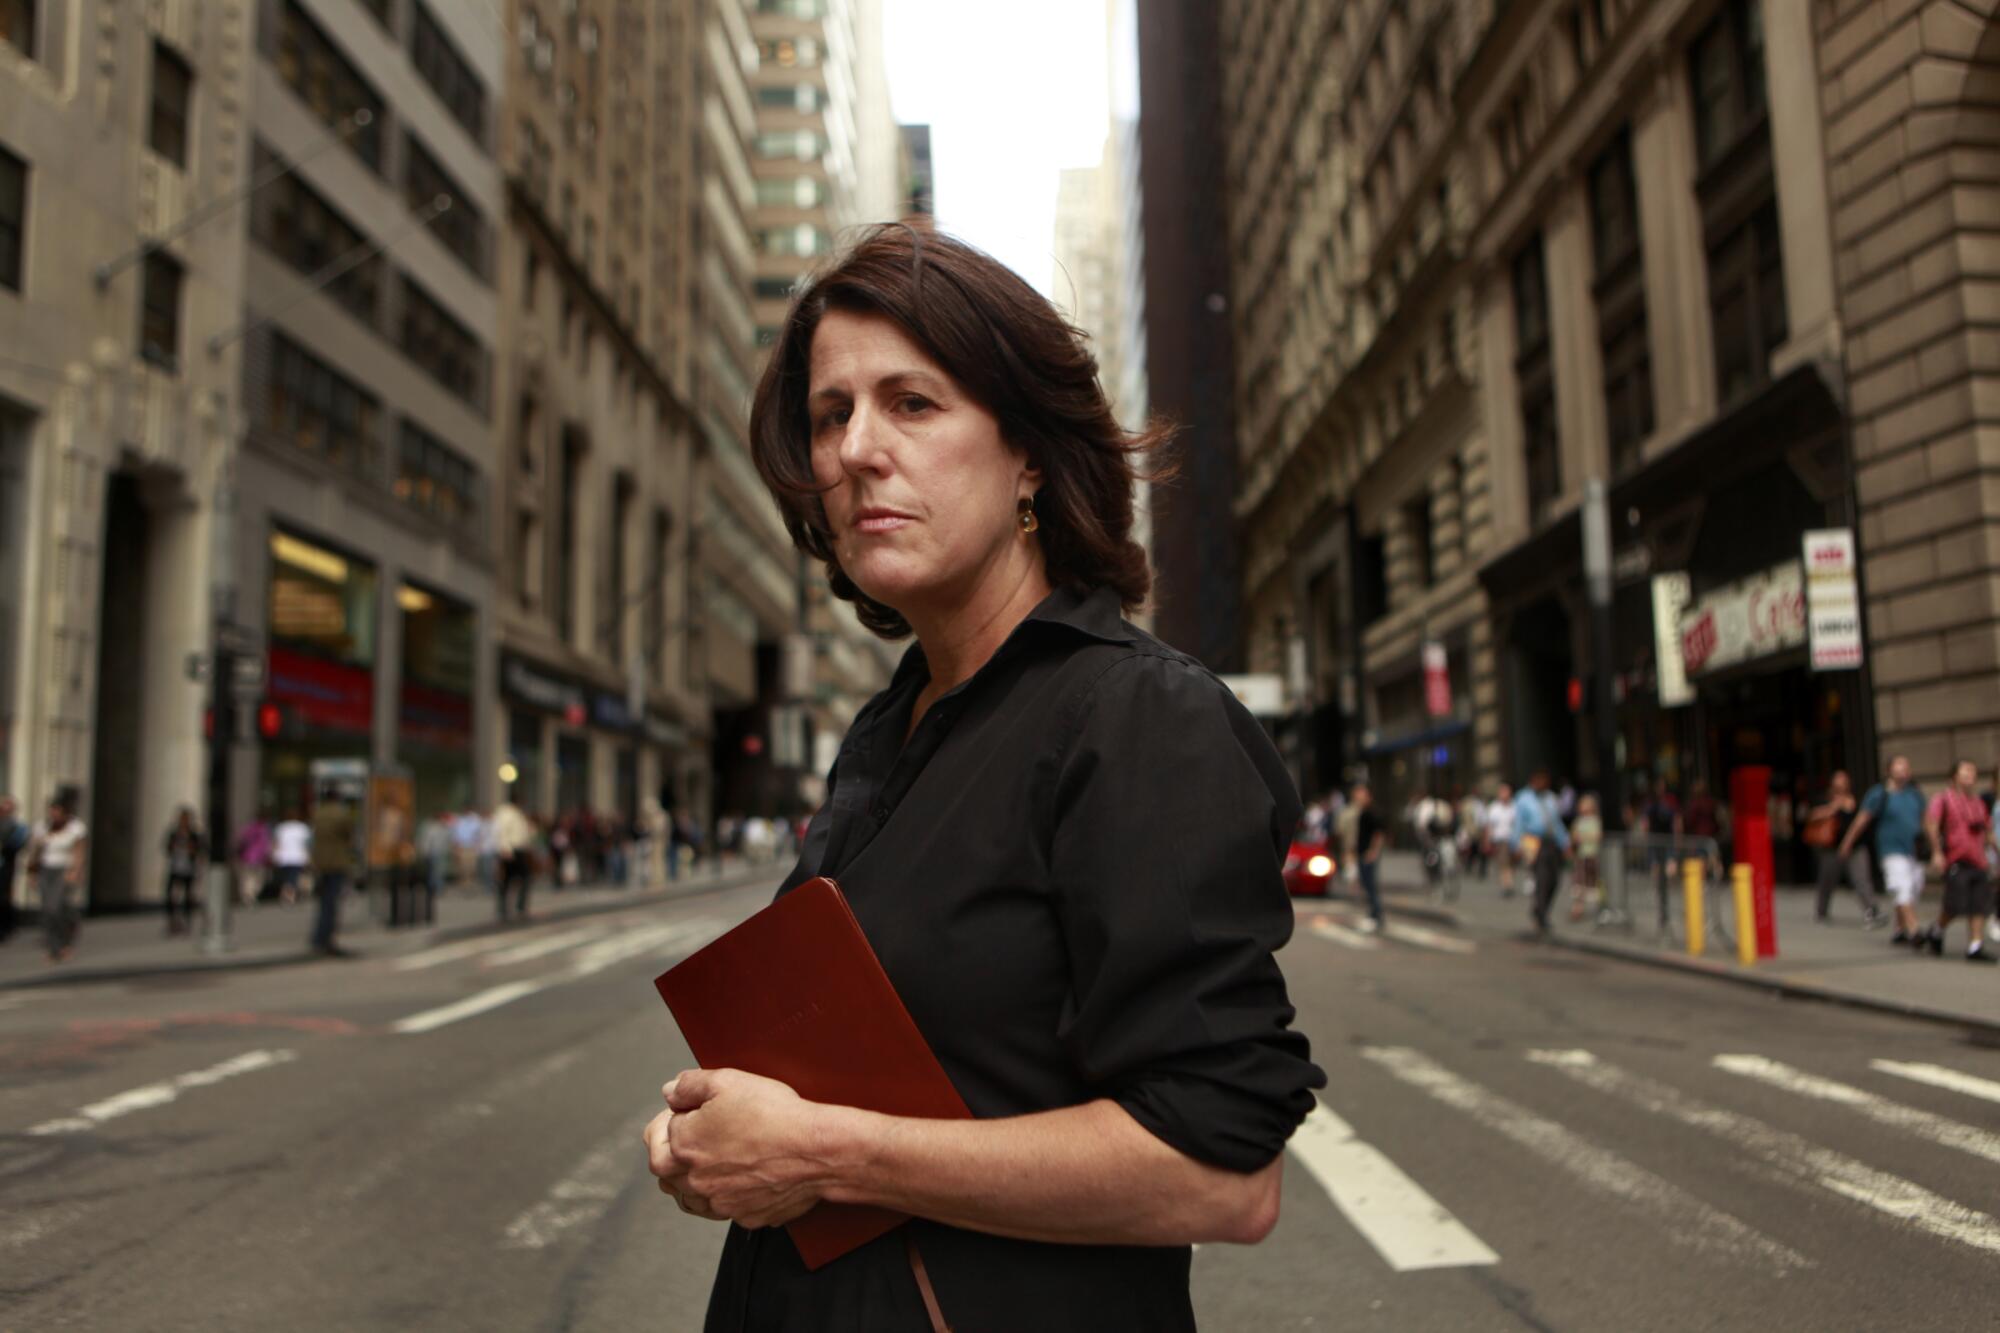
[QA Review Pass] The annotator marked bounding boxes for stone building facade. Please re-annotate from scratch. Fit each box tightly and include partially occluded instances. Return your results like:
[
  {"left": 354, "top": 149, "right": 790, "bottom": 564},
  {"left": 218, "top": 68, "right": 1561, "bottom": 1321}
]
[
  {"left": 1210, "top": 0, "right": 2000, "bottom": 809},
  {"left": 1, "top": 0, "right": 253, "bottom": 907}
]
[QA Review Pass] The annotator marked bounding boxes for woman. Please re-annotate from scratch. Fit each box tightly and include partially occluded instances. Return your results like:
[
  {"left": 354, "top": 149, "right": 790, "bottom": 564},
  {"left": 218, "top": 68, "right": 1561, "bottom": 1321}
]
[
  {"left": 27, "top": 787, "right": 87, "bottom": 963},
  {"left": 641, "top": 225, "right": 1323, "bottom": 1331},
  {"left": 1569, "top": 793, "right": 1603, "bottom": 922},
  {"left": 162, "top": 807, "right": 205, "bottom": 934}
]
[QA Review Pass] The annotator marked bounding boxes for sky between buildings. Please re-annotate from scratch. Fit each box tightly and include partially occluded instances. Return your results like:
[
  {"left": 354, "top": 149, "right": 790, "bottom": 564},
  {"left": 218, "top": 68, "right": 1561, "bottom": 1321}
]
[{"left": 881, "top": 0, "right": 1112, "bottom": 298}]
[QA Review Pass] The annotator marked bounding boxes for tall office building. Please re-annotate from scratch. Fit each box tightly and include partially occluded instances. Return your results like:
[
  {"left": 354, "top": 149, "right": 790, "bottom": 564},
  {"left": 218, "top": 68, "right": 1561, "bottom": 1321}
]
[
  {"left": 1203, "top": 0, "right": 2000, "bottom": 806},
  {"left": 1, "top": 1, "right": 253, "bottom": 907}
]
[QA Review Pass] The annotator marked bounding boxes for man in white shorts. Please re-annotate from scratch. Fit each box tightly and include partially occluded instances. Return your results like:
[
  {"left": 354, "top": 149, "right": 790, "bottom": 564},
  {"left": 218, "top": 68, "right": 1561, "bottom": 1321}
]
[{"left": 1840, "top": 755, "right": 1928, "bottom": 945}]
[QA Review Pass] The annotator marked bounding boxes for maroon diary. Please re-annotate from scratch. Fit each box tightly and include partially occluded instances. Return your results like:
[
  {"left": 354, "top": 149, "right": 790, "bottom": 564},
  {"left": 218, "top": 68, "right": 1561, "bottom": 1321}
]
[{"left": 653, "top": 876, "right": 971, "bottom": 1270}]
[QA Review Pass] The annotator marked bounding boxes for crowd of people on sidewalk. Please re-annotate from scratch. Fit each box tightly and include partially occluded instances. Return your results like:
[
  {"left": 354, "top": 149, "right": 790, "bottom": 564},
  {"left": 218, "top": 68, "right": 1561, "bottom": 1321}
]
[
  {"left": 0, "top": 780, "right": 809, "bottom": 964},
  {"left": 1299, "top": 755, "right": 2000, "bottom": 963}
]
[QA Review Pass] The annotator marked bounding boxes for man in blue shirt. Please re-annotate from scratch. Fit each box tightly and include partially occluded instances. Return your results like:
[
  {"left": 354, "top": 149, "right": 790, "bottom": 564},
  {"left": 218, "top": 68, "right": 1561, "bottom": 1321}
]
[
  {"left": 1513, "top": 770, "right": 1571, "bottom": 936},
  {"left": 1840, "top": 754, "right": 1927, "bottom": 944}
]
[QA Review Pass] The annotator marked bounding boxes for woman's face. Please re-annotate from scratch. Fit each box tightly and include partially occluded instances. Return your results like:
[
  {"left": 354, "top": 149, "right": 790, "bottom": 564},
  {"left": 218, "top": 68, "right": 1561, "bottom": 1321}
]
[{"left": 807, "top": 309, "right": 1040, "bottom": 620}]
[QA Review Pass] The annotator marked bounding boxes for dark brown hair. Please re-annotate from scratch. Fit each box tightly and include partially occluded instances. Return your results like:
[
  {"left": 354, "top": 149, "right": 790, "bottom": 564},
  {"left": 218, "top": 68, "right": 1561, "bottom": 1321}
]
[{"left": 748, "top": 222, "right": 1171, "bottom": 639}]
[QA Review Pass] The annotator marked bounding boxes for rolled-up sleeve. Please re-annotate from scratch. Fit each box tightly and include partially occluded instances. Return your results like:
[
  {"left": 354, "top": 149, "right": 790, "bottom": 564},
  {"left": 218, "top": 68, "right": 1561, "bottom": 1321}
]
[{"left": 1049, "top": 653, "right": 1325, "bottom": 1172}]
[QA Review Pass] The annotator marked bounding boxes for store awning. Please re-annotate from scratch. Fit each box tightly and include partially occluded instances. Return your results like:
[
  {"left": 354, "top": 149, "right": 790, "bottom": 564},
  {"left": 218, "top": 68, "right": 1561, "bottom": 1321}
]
[{"left": 1362, "top": 717, "right": 1471, "bottom": 758}]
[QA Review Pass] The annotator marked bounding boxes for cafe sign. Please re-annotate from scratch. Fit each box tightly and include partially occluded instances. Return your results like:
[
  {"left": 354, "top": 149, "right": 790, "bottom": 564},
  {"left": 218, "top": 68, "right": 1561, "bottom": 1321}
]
[{"left": 1679, "top": 560, "right": 1807, "bottom": 677}]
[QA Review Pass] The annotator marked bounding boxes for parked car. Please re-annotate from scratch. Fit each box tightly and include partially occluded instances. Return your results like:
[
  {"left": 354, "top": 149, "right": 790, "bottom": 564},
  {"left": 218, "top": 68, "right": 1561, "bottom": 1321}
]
[{"left": 1283, "top": 835, "right": 1336, "bottom": 897}]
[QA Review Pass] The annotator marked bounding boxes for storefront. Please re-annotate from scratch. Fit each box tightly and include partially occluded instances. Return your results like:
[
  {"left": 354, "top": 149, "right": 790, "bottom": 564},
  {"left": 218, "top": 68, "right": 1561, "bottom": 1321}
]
[
  {"left": 499, "top": 650, "right": 694, "bottom": 823},
  {"left": 262, "top": 529, "right": 378, "bottom": 819},
  {"left": 1364, "top": 636, "right": 1475, "bottom": 831}
]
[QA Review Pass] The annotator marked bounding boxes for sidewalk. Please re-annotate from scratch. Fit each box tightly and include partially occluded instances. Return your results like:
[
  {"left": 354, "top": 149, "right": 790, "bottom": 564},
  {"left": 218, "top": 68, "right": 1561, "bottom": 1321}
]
[
  {"left": 0, "top": 861, "right": 782, "bottom": 991},
  {"left": 1373, "top": 850, "right": 2000, "bottom": 1033}
]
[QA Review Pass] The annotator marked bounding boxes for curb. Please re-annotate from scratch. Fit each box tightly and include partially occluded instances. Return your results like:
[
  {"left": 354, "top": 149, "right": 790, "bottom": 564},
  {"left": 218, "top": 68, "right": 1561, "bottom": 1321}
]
[
  {"left": 0, "top": 866, "right": 783, "bottom": 991},
  {"left": 1542, "top": 931, "right": 2000, "bottom": 1037}
]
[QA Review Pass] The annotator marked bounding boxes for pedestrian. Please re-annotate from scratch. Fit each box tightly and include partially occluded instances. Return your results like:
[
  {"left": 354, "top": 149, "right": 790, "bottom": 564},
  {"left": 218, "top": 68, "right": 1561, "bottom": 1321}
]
[
  {"left": 307, "top": 786, "right": 357, "bottom": 957},
  {"left": 1569, "top": 793, "right": 1603, "bottom": 923},
  {"left": 492, "top": 794, "right": 533, "bottom": 923},
  {"left": 417, "top": 813, "right": 452, "bottom": 922},
  {"left": 1352, "top": 781, "right": 1387, "bottom": 931},
  {"left": 0, "top": 794, "right": 27, "bottom": 943},
  {"left": 1989, "top": 767, "right": 2000, "bottom": 947},
  {"left": 644, "top": 226, "right": 1322, "bottom": 1330},
  {"left": 1809, "top": 770, "right": 1882, "bottom": 927},
  {"left": 26, "top": 787, "right": 87, "bottom": 963},
  {"left": 1486, "top": 783, "right": 1518, "bottom": 897},
  {"left": 452, "top": 806, "right": 485, "bottom": 887},
  {"left": 1839, "top": 754, "right": 1927, "bottom": 945},
  {"left": 162, "top": 806, "right": 205, "bottom": 935},
  {"left": 1920, "top": 759, "right": 1995, "bottom": 963},
  {"left": 1336, "top": 787, "right": 1363, "bottom": 893},
  {"left": 1456, "top": 786, "right": 1487, "bottom": 878},
  {"left": 271, "top": 809, "right": 311, "bottom": 905},
  {"left": 1513, "top": 769, "right": 1571, "bottom": 936},
  {"left": 234, "top": 814, "right": 271, "bottom": 907}
]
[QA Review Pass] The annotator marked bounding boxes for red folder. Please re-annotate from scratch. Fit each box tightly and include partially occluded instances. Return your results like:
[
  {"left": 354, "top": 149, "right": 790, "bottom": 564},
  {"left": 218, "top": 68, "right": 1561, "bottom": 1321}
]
[{"left": 653, "top": 876, "right": 971, "bottom": 1269}]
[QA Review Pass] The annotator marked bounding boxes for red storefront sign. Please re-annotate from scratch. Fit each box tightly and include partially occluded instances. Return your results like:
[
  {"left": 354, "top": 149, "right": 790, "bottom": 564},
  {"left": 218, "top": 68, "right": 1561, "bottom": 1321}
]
[
  {"left": 399, "top": 679, "right": 473, "bottom": 751},
  {"left": 1422, "top": 642, "right": 1452, "bottom": 718},
  {"left": 268, "top": 645, "right": 375, "bottom": 736}
]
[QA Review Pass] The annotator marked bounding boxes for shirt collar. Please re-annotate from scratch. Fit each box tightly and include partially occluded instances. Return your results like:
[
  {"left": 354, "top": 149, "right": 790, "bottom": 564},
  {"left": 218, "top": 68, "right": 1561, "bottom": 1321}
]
[{"left": 885, "top": 584, "right": 1136, "bottom": 693}]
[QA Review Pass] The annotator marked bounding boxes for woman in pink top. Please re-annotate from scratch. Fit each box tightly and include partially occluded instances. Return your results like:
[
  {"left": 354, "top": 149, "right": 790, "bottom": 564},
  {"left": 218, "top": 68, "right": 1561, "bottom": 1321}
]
[{"left": 235, "top": 817, "right": 272, "bottom": 906}]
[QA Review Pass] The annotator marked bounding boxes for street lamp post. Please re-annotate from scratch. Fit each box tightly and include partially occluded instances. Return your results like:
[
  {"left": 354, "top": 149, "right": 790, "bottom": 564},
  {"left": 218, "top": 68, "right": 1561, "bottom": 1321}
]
[{"left": 201, "top": 465, "right": 238, "bottom": 955}]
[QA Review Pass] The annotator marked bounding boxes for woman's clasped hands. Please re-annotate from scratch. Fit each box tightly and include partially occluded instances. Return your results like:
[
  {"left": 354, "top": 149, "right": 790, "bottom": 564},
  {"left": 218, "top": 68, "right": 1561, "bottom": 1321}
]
[{"left": 642, "top": 1069, "right": 836, "bottom": 1230}]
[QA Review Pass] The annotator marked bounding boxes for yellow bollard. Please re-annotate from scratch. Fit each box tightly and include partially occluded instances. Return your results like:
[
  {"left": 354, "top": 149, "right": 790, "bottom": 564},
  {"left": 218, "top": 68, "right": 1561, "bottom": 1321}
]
[
  {"left": 1683, "top": 857, "right": 1705, "bottom": 957},
  {"left": 1733, "top": 863, "right": 1757, "bottom": 966}
]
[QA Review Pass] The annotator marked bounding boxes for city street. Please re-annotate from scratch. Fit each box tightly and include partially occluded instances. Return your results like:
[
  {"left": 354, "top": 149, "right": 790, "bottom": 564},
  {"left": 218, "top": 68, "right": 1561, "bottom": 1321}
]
[{"left": 4, "top": 874, "right": 1998, "bottom": 1330}]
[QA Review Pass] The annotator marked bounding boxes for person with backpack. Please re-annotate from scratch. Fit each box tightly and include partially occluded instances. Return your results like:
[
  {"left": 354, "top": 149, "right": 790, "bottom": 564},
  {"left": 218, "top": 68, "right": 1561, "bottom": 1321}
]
[
  {"left": 1921, "top": 759, "right": 1995, "bottom": 963},
  {"left": 1840, "top": 755, "right": 1928, "bottom": 945}
]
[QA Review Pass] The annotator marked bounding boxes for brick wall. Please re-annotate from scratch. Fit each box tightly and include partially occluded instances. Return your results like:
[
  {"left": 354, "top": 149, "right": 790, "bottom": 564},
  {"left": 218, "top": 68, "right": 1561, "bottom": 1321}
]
[{"left": 1819, "top": 0, "right": 2000, "bottom": 780}]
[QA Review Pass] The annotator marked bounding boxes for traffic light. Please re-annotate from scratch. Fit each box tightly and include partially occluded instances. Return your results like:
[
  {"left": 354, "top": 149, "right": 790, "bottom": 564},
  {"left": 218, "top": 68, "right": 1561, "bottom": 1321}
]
[{"left": 257, "top": 701, "right": 283, "bottom": 739}]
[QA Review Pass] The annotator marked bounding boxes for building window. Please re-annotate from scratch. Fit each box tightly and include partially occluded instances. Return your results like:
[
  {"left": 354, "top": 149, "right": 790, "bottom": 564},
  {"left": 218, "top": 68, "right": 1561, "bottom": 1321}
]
[
  {"left": 0, "top": 0, "right": 34, "bottom": 60},
  {"left": 609, "top": 473, "right": 633, "bottom": 657},
  {"left": 411, "top": 2, "right": 487, "bottom": 145},
  {"left": 269, "top": 528, "right": 378, "bottom": 667},
  {"left": 251, "top": 143, "right": 382, "bottom": 324},
  {"left": 405, "top": 133, "right": 488, "bottom": 278},
  {"left": 753, "top": 276, "right": 796, "bottom": 301},
  {"left": 757, "top": 37, "right": 820, "bottom": 67},
  {"left": 262, "top": 333, "right": 380, "bottom": 477},
  {"left": 399, "top": 275, "right": 487, "bottom": 411},
  {"left": 513, "top": 508, "right": 540, "bottom": 611},
  {"left": 1590, "top": 126, "right": 1653, "bottom": 474},
  {"left": 756, "top": 0, "right": 826, "bottom": 15},
  {"left": 395, "top": 419, "right": 481, "bottom": 534},
  {"left": 754, "top": 130, "right": 826, "bottom": 161},
  {"left": 1513, "top": 233, "right": 1561, "bottom": 528},
  {"left": 138, "top": 251, "right": 184, "bottom": 372},
  {"left": 755, "top": 176, "right": 827, "bottom": 209},
  {"left": 273, "top": 0, "right": 385, "bottom": 172},
  {"left": 149, "top": 41, "right": 194, "bottom": 169},
  {"left": 555, "top": 428, "right": 584, "bottom": 644},
  {"left": 757, "top": 224, "right": 831, "bottom": 258},
  {"left": 0, "top": 147, "right": 23, "bottom": 292},
  {"left": 757, "top": 83, "right": 825, "bottom": 113},
  {"left": 1690, "top": 0, "right": 1786, "bottom": 405},
  {"left": 1404, "top": 492, "right": 1434, "bottom": 592},
  {"left": 647, "top": 508, "right": 670, "bottom": 679},
  {"left": 517, "top": 390, "right": 540, "bottom": 474}
]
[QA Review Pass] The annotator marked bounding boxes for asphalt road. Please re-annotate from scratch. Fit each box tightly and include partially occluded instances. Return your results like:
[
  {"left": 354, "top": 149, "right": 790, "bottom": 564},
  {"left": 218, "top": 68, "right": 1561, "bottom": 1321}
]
[{"left": 3, "top": 875, "right": 1998, "bottom": 1331}]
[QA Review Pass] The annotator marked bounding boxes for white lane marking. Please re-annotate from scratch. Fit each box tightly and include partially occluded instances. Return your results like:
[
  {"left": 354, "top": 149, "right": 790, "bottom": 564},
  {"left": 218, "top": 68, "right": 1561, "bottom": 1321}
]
[
  {"left": 1530, "top": 1049, "right": 2000, "bottom": 1257},
  {"left": 1715, "top": 1055, "right": 2000, "bottom": 1168},
  {"left": 1872, "top": 1060, "right": 2000, "bottom": 1107},
  {"left": 392, "top": 920, "right": 723, "bottom": 1035},
  {"left": 1310, "top": 919, "right": 1380, "bottom": 951},
  {"left": 1382, "top": 921, "right": 1478, "bottom": 955},
  {"left": 27, "top": 1049, "right": 299, "bottom": 1136},
  {"left": 1363, "top": 1046, "right": 1807, "bottom": 1272},
  {"left": 1287, "top": 1099, "right": 1498, "bottom": 1271},
  {"left": 502, "top": 1113, "right": 654, "bottom": 1250},
  {"left": 391, "top": 979, "right": 553, "bottom": 1035},
  {"left": 0, "top": 1203, "right": 87, "bottom": 1252},
  {"left": 481, "top": 925, "right": 614, "bottom": 968},
  {"left": 393, "top": 932, "right": 541, "bottom": 972}
]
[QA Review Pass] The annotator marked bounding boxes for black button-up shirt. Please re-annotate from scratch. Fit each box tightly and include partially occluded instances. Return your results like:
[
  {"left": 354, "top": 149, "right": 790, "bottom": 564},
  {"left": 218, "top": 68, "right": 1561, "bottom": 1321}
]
[{"left": 704, "top": 584, "right": 1324, "bottom": 1333}]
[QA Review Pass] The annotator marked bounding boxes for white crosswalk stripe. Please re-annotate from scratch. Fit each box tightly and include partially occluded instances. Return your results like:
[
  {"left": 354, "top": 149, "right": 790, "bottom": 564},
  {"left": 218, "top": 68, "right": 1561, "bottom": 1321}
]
[
  {"left": 1309, "top": 918, "right": 1380, "bottom": 950},
  {"left": 1530, "top": 1049, "right": 2000, "bottom": 1256},
  {"left": 1381, "top": 921, "right": 1477, "bottom": 955},
  {"left": 27, "top": 1050, "right": 299, "bottom": 1136},
  {"left": 1714, "top": 1054, "right": 2000, "bottom": 1167},
  {"left": 502, "top": 1113, "right": 654, "bottom": 1250},
  {"left": 1362, "top": 1045, "right": 1807, "bottom": 1272},
  {"left": 1287, "top": 1100, "right": 1497, "bottom": 1271},
  {"left": 480, "top": 925, "right": 615, "bottom": 969},
  {"left": 1871, "top": 1060, "right": 2000, "bottom": 1107},
  {"left": 392, "top": 932, "right": 541, "bottom": 973}
]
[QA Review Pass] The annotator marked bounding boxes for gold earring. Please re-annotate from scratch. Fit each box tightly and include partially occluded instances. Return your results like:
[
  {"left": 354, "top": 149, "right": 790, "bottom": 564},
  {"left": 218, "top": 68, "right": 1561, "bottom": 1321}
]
[{"left": 1018, "top": 496, "right": 1039, "bottom": 535}]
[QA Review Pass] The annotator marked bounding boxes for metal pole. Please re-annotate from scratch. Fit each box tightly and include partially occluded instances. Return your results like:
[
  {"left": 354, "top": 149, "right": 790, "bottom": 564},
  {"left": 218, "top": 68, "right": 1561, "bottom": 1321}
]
[
  {"left": 1582, "top": 479, "right": 1623, "bottom": 832},
  {"left": 201, "top": 466, "right": 238, "bottom": 955}
]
